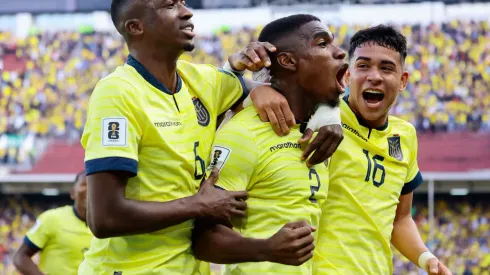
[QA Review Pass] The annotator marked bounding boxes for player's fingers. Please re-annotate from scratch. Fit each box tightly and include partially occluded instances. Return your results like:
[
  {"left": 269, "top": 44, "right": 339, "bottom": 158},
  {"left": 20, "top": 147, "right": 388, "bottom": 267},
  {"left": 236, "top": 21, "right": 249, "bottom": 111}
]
[
  {"left": 231, "top": 209, "right": 247, "bottom": 218},
  {"left": 233, "top": 200, "right": 247, "bottom": 211},
  {"left": 285, "top": 220, "right": 310, "bottom": 229},
  {"left": 280, "top": 99, "right": 296, "bottom": 127},
  {"left": 272, "top": 104, "right": 290, "bottom": 136},
  {"left": 231, "top": 191, "right": 249, "bottom": 201},
  {"left": 291, "top": 226, "right": 314, "bottom": 239},
  {"left": 295, "top": 233, "right": 314, "bottom": 248},
  {"left": 260, "top": 42, "right": 277, "bottom": 52},
  {"left": 254, "top": 45, "right": 272, "bottom": 67},
  {"left": 245, "top": 48, "right": 262, "bottom": 66},
  {"left": 265, "top": 108, "right": 283, "bottom": 136},
  {"left": 202, "top": 168, "right": 219, "bottom": 186},
  {"left": 427, "top": 259, "right": 439, "bottom": 274},
  {"left": 295, "top": 242, "right": 315, "bottom": 257},
  {"left": 308, "top": 137, "right": 338, "bottom": 167},
  {"left": 295, "top": 251, "right": 314, "bottom": 266},
  {"left": 298, "top": 128, "right": 314, "bottom": 145},
  {"left": 301, "top": 134, "right": 324, "bottom": 164},
  {"left": 439, "top": 263, "right": 452, "bottom": 275}
]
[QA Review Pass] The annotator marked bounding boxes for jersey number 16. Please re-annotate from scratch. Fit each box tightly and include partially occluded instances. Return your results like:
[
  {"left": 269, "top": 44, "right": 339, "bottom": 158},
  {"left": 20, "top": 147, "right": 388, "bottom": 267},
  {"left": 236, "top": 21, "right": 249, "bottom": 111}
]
[{"left": 362, "top": 149, "right": 386, "bottom": 187}]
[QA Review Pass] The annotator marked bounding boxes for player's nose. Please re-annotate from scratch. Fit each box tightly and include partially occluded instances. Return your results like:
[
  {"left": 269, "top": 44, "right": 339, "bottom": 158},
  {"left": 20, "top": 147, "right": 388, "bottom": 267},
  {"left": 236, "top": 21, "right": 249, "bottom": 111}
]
[
  {"left": 367, "top": 69, "right": 383, "bottom": 84},
  {"left": 333, "top": 45, "right": 346, "bottom": 60},
  {"left": 179, "top": 3, "right": 193, "bottom": 20}
]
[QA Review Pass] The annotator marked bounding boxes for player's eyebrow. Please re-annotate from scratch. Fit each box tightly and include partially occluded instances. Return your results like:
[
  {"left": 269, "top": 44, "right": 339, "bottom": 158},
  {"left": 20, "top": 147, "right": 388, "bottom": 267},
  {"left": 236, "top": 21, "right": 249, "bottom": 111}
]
[
  {"left": 356, "top": 57, "right": 396, "bottom": 66},
  {"left": 312, "top": 31, "right": 334, "bottom": 41}
]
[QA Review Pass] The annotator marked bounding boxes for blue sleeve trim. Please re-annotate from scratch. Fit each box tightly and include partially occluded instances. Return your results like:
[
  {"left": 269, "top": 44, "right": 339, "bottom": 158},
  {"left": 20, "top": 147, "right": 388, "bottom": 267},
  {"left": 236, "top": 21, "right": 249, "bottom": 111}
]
[
  {"left": 401, "top": 171, "right": 423, "bottom": 195},
  {"left": 230, "top": 74, "right": 249, "bottom": 111},
  {"left": 24, "top": 236, "right": 41, "bottom": 251},
  {"left": 85, "top": 157, "right": 138, "bottom": 177}
]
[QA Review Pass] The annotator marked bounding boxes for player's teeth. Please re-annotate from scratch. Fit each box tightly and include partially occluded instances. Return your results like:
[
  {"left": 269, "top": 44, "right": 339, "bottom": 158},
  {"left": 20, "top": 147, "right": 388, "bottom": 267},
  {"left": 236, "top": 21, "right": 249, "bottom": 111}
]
[{"left": 366, "top": 90, "right": 383, "bottom": 94}]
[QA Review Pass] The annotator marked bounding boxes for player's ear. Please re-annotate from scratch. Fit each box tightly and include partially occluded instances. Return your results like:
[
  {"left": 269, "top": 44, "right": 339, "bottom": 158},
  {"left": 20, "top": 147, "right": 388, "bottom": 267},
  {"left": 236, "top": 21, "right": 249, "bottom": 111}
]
[
  {"left": 277, "top": 52, "right": 297, "bottom": 72},
  {"left": 399, "top": 71, "right": 409, "bottom": 91},
  {"left": 125, "top": 19, "right": 144, "bottom": 36},
  {"left": 70, "top": 186, "right": 76, "bottom": 200},
  {"left": 345, "top": 68, "right": 351, "bottom": 85}
]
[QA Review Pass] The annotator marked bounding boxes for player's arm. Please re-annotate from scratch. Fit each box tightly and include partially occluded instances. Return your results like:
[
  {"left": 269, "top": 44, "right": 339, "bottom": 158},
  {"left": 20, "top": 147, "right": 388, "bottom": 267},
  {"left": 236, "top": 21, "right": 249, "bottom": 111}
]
[
  {"left": 391, "top": 132, "right": 451, "bottom": 275},
  {"left": 226, "top": 42, "right": 344, "bottom": 165},
  {"left": 83, "top": 80, "right": 247, "bottom": 239},
  {"left": 13, "top": 214, "right": 51, "bottom": 275},
  {"left": 13, "top": 244, "right": 44, "bottom": 275}
]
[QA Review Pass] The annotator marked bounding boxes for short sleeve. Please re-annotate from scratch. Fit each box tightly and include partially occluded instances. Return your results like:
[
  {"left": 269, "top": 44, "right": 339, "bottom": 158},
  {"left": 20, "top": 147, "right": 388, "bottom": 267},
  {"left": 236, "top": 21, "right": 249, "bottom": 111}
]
[
  {"left": 401, "top": 128, "right": 423, "bottom": 195},
  {"left": 208, "top": 120, "right": 258, "bottom": 192},
  {"left": 25, "top": 212, "right": 52, "bottom": 250},
  {"left": 212, "top": 66, "right": 248, "bottom": 115},
  {"left": 80, "top": 78, "right": 144, "bottom": 177}
]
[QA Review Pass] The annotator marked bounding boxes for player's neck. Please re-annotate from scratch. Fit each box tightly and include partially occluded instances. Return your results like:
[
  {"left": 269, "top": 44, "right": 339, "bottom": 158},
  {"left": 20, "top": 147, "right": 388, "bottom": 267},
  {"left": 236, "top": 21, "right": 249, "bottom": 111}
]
[
  {"left": 130, "top": 49, "right": 181, "bottom": 93},
  {"left": 271, "top": 79, "right": 314, "bottom": 122}
]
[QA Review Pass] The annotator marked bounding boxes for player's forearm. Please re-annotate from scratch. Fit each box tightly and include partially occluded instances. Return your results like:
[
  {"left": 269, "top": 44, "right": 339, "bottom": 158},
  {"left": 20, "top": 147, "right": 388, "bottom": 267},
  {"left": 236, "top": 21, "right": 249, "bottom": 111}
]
[
  {"left": 193, "top": 223, "right": 268, "bottom": 264},
  {"left": 13, "top": 254, "right": 44, "bottom": 275},
  {"left": 391, "top": 214, "right": 429, "bottom": 265},
  {"left": 89, "top": 195, "right": 202, "bottom": 238}
]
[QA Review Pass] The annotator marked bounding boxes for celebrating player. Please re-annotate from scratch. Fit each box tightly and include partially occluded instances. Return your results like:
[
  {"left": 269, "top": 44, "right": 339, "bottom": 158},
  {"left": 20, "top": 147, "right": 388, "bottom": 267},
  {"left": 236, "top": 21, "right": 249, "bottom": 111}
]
[
  {"left": 13, "top": 171, "right": 92, "bottom": 275},
  {"left": 192, "top": 14, "right": 348, "bottom": 275},
  {"left": 311, "top": 25, "right": 452, "bottom": 275},
  {"left": 78, "top": 1, "right": 342, "bottom": 274}
]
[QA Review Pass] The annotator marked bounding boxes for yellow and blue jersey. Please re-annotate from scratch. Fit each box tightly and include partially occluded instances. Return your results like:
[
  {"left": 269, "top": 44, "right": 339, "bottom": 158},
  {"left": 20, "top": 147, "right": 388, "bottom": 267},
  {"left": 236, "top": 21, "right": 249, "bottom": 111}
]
[
  {"left": 313, "top": 96, "right": 423, "bottom": 275},
  {"left": 210, "top": 106, "right": 329, "bottom": 275},
  {"left": 79, "top": 55, "right": 246, "bottom": 275},
  {"left": 24, "top": 205, "right": 92, "bottom": 275}
]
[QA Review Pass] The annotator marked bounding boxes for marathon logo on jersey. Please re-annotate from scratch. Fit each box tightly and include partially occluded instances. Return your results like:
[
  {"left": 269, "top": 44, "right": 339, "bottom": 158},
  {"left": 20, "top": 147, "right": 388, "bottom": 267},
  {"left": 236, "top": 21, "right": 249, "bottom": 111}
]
[
  {"left": 270, "top": 142, "right": 301, "bottom": 152},
  {"left": 154, "top": 121, "right": 183, "bottom": 128},
  {"left": 192, "top": 97, "right": 210, "bottom": 127},
  {"left": 388, "top": 135, "right": 403, "bottom": 161},
  {"left": 102, "top": 117, "right": 127, "bottom": 147},
  {"left": 207, "top": 146, "right": 231, "bottom": 172}
]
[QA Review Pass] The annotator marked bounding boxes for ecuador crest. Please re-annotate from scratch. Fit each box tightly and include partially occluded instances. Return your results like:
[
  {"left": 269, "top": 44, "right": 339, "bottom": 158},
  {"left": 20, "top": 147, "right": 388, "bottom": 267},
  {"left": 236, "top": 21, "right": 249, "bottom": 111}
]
[
  {"left": 388, "top": 135, "right": 403, "bottom": 161},
  {"left": 192, "top": 97, "right": 210, "bottom": 127}
]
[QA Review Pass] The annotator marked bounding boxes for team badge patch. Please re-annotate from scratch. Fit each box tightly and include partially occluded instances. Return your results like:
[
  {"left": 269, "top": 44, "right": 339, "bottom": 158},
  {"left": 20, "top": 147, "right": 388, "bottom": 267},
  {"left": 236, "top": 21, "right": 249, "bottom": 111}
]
[
  {"left": 102, "top": 117, "right": 127, "bottom": 147},
  {"left": 388, "top": 135, "right": 403, "bottom": 161},
  {"left": 207, "top": 146, "right": 232, "bottom": 172},
  {"left": 193, "top": 97, "right": 210, "bottom": 127}
]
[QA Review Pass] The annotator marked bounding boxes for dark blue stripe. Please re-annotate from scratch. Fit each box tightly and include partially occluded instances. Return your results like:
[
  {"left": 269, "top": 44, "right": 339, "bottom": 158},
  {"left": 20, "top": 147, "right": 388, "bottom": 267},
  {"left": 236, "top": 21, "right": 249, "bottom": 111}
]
[
  {"left": 85, "top": 157, "right": 138, "bottom": 177},
  {"left": 126, "top": 55, "right": 182, "bottom": 95},
  {"left": 230, "top": 74, "right": 249, "bottom": 111},
  {"left": 214, "top": 185, "right": 226, "bottom": 190},
  {"left": 24, "top": 236, "right": 41, "bottom": 251},
  {"left": 401, "top": 171, "right": 423, "bottom": 195}
]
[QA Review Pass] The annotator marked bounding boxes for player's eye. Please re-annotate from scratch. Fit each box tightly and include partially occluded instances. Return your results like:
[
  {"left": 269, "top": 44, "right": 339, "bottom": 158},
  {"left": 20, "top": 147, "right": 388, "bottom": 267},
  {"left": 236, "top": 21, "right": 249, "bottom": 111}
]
[
  {"left": 382, "top": 66, "right": 394, "bottom": 71},
  {"left": 181, "top": 0, "right": 188, "bottom": 6},
  {"left": 357, "top": 63, "right": 369, "bottom": 68},
  {"left": 318, "top": 41, "right": 328, "bottom": 47}
]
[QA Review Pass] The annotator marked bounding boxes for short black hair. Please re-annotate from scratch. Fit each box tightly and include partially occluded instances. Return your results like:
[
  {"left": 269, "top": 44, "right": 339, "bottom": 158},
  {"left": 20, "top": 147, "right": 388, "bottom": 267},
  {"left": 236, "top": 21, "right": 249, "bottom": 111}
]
[
  {"left": 74, "top": 170, "right": 86, "bottom": 186},
  {"left": 348, "top": 25, "right": 407, "bottom": 64},
  {"left": 258, "top": 14, "right": 320, "bottom": 47},
  {"left": 111, "top": 0, "right": 131, "bottom": 33}
]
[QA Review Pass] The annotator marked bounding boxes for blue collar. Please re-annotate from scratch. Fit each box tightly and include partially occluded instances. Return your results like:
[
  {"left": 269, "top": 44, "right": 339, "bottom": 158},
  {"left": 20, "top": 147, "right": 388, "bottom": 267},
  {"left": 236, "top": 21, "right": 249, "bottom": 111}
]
[
  {"left": 72, "top": 205, "right": 84, "bottom": 222},
  {"left": 126, "top": 55, "right": 182, "bottom": 95},
  {"left": 343, "top": 95, "right": 388, "bottom": 131}
]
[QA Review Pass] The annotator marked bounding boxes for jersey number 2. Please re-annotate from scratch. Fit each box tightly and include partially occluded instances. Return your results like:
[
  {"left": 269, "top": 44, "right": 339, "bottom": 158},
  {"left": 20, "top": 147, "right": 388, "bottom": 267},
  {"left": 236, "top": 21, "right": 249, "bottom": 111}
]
[
  {"left": 362, "top": 149, "right": 385, "bottom": 187},
  {"left": 309, "top": 168, "right": 321, "bottom": 203},
  {"left": 194, "top": 141, "right": 205, "bottom": 180}
]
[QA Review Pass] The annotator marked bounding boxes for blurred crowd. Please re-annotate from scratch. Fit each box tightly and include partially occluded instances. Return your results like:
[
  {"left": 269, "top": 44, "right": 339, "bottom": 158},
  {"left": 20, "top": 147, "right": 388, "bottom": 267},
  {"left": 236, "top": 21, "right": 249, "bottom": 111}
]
[
  {"left": 1, "top": 20, "right": 490, "bottom": 165},
  {"left": 0, "top": 195, "right": 488, "bottom": 274}
]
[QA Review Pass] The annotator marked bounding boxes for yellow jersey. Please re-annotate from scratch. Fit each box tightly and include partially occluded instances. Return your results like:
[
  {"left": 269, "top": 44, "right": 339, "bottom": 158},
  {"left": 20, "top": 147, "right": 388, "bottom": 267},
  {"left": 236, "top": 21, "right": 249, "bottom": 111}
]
[
  {"left": 211, "top": 106, "right": 329, "bottom": 275},
  {"left": 25, "top": 205, "right": 92, "bottom": 275},
  {"left": 313, "top": 96, "right": 423, "bottom": 275},
  {"left": 79, "top": 55, "right": 246, "bottom": 275}
]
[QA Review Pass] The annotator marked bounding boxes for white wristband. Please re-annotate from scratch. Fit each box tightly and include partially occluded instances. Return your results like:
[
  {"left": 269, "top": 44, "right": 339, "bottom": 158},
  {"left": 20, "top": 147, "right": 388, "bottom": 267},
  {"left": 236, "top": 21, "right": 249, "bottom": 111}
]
[
  {"left": 223, "top": 61, "right": 245, "bottom": 76},
  {"left": 306, "top": 104, "right": 341, "bottom": 132},
  {"left": 418, "top": 251, "right": 437, "bottom": 269}
]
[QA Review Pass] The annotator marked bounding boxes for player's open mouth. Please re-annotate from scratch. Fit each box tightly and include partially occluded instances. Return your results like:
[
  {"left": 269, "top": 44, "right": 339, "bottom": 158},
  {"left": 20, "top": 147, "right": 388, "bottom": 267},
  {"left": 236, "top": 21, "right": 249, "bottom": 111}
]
[
  {"left": 180, "top": 24, "right": 195, "bottom": 38},
  {"left": 362, "top": 89, "right": 384, "bottom": 108},
  {"left": 336, "top": 63, "right": 348, "bottom": 92}
]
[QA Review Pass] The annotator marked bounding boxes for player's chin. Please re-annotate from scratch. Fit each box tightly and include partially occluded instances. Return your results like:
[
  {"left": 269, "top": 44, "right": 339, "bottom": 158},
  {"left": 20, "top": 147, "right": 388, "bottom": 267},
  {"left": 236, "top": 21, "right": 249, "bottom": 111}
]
[{"left": 182, "top": 41, "right": 195, "bottom": 52}]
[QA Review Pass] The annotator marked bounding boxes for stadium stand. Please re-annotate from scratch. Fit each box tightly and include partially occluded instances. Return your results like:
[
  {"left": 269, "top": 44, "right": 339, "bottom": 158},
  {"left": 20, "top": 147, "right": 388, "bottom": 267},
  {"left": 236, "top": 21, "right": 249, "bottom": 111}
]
[{"left": 1, "top": 20, "right": 489, "bottom": 167}]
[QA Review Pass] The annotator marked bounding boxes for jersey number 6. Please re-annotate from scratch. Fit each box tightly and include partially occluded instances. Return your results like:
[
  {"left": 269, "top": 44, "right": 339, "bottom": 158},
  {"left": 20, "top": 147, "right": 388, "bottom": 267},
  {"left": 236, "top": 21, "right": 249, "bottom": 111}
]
[
  {"left": 362, "top": 149, "right": 386, "bottom": 187},
  {"left": 309, "top": 168, "right": 321, "bottom": 203}
]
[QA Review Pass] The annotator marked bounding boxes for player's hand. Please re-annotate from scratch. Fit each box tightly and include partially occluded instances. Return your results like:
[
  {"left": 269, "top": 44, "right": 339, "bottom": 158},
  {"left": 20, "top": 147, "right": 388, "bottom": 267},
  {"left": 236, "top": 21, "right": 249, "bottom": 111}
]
[
  {"left": 196, "top": 168, "right": 249, "bottom": 223},
  {"left": 228, "top": 42, "right": 276, "bottom": 72},
  {"left": 426, "top": 258, "right": 452, "bottom": 275},
  {"left": 299, "top": 124, "right": 343, "bottom": 167},
  {"left": 250, "top": 85, "right": 295, "bottom": 136},
  {"left": 262, "top": 220, "right": 316, "bottom": 266}
]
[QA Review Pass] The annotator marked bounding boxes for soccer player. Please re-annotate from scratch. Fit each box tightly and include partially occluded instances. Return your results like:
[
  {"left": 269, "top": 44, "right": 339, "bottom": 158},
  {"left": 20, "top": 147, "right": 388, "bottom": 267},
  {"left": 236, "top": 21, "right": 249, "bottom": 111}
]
[
  {"left": 192, "top": 14, "right": 348, "bottom": 275},
  {"left": 78, "top": 1, "right": 341, "bottom": 275},
  {"left": 13, "top": 171, "right": 92, "bottom": 275},
  {"left": 311, "top": 25, "right": 451, "bottom": 275}
]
